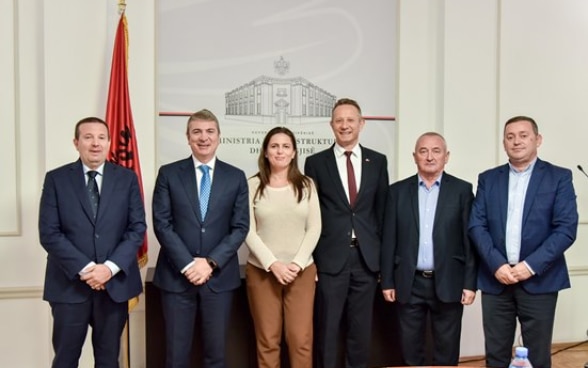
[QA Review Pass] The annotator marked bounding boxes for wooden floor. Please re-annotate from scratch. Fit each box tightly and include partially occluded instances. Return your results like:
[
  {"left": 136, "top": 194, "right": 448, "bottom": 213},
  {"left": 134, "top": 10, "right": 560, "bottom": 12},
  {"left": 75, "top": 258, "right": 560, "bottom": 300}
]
[{"left": 457, "top": 341, "right": 588, "bottom": 367}]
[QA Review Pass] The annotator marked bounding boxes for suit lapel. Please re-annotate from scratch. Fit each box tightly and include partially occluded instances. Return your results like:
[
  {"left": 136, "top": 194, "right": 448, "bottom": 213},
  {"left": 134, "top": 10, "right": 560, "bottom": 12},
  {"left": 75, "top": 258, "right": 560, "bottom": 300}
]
[
  {"left": 497, "top": 164, "right": 510, "bottom": 231},
  {"left": 522, "top": 159, "right": 545, "bottom": 228},
  {"left": 409, "top": 175, "right": 420, "bottom": 232},
  {"left": 69, "top": 160, "right": 96, "bottom": 222},
  {"left": 207, "top": 160, "right": 228, "bottom": 219},
  {"left": 432, "top": 173, "right": 450, "bottom": 235},
  {"left": 325, "top": 148, "right": 350, "bottom": 207},
  {"left": 96, "top": 162, "right": 116, "bottom": 223},
  {"left": 178, "top": 157, "right": 200, "bottom": 221},
  {"left": 357, "top": 146, "right": 370, "bottom": 202}
]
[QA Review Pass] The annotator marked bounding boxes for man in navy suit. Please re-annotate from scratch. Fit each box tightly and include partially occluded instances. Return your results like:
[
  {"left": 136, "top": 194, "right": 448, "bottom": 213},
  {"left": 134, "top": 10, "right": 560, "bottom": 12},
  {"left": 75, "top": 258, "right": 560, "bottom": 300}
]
[
  {"left": 381, "top": 132, "right": 477, "bottom": 366},
  {"left": 39, "top": 116, "right": 146, "bottom": 368},
  {"left": 152, "top": 109, "right": 249, "bottom": 368},
  {"left": 469, "top": 116, "right": 578, "bottom": 368},
  {"left": 304, "top": 98, "right": 389, "bottom": 368}
]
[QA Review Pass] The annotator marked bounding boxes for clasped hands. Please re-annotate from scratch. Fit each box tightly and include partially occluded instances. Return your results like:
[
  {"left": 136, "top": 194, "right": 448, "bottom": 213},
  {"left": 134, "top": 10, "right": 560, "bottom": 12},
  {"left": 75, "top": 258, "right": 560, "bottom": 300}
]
[
  {"left": 80, "top": 264, "right": 112, "bottom": 291},
  {"left": 270, "top": 261, "right": 301, "bottom": 285},
  {"left": 185, "top": 257, "right": 214, "bottom": 286},
  {"left": 382, "top": 288, "right": 476, "bottom": 305},
  {"left": 495, "top": 262, "right": 532, "bottom": 285}
]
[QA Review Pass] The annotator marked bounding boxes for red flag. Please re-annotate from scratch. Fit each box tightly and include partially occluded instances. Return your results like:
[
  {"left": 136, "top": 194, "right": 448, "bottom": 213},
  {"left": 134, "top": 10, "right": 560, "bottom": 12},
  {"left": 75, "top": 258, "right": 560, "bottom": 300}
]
[{"left": 106, "top": 13, "right": 148, "bottom": 269}]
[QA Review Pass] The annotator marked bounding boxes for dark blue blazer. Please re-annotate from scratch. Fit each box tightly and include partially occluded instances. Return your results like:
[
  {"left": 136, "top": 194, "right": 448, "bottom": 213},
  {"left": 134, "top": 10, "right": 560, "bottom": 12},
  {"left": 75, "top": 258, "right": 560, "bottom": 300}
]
[
  {"left": 381, "top": 172, "right": 477, "bottom": 303},
  {"left": 304, "top": 145, "right": 388, "bottom": 274},
  {"left": 152, "top": 157, "right": 249, "bottom": 293},
  {"left": 468, "top": 158, "right": 578, "bottom": 295},
  {"left": 39, "top": 160, "right": 146, "bottom": 303}
]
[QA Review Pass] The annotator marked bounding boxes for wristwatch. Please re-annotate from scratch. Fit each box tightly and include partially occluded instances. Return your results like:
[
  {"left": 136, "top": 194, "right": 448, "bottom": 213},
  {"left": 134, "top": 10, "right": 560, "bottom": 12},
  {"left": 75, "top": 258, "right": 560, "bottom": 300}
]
[{"left": 206, "top": 258, "right": 218, "bottom": 270}]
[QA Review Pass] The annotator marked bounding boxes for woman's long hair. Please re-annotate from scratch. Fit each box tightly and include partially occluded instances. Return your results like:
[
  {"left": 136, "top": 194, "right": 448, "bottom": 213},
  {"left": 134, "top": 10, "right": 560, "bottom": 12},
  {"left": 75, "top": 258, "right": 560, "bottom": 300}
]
[{"left": 253, "top": 126, "right": 312, "bottom": 203}]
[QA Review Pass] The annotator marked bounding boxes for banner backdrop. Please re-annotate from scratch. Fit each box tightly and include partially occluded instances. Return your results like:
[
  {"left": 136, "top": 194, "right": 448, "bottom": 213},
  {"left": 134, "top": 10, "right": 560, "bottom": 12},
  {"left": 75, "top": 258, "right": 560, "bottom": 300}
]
[{"left": 157, "top": 0, "right": 398, "bottom": 260}]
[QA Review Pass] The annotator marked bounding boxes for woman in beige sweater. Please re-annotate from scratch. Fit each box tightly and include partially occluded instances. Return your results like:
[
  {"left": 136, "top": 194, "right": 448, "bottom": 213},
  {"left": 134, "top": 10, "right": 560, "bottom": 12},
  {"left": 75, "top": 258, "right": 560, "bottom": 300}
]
[{"left": 245, "top": 126, "right": 321, "bottom": 368}]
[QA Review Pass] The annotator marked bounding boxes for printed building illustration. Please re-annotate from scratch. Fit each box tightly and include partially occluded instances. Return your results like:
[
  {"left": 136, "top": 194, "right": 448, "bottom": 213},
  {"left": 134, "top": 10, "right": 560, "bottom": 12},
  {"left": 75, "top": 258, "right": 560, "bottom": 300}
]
[{"left": 225, "top": 57, "right": 336, "bottom": 124}]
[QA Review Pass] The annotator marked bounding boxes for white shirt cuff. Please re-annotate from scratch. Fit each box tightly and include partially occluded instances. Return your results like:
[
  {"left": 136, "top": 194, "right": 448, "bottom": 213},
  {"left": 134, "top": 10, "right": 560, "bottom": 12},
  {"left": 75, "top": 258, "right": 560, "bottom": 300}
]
[{"left": 104, "top": 260, "right": 120, "bottom": 276}]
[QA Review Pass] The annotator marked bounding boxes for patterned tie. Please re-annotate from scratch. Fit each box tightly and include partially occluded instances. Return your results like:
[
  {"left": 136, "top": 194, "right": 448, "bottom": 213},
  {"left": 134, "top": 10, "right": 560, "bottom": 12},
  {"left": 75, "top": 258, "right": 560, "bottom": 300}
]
[
  {"left": 199, "top": 165, "right": 211, "bottom": 219},
  {"left": 344, "top": 151, "right": 357, "bottom": 207},
  {"left": 86, "top": 170, "right": 100, "bottom": 219}
]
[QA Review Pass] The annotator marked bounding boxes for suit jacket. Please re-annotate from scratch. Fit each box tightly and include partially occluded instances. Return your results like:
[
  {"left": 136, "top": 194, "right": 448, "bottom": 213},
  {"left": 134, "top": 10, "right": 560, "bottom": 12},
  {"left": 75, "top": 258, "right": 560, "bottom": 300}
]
[
  {"left": 39, "top": 160, "right": 146, "bottom": 303},
  {"left": 468, "top": 158, "right": 578, "bottom": 295},
  {"left": 152, "top": 156, "right": 249, "bottom": 293},
  {"left": 304, "top": 145, "right": 388, "bottom": 274},
  {"left": 380, "top": 172, "right": 477, "bottom": 303}
]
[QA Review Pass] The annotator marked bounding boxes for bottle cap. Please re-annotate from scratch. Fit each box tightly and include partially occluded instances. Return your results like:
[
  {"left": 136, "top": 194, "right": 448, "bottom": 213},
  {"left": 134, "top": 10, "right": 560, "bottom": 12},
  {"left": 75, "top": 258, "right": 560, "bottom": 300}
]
[{"left": 515, "top": 346, "right": 528, "bottom": 357}]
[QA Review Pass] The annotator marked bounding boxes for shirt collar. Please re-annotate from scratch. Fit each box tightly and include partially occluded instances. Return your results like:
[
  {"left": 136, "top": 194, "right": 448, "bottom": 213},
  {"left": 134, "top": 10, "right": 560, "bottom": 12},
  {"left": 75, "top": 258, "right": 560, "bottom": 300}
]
[
  {"left": 192, "top": 155, "right": 217, "bottom": 171},
  {"left": 334, "top": 143, "right": 360, "bottom": 157},
  {"left": 418, "top": 172, "right": 443, "bottom": 188},
  {"left": 508, "top": 158, "right": 536, "bottom": 174},
  {"left": 83, "top": 162, "right": 105, "bottom": 176}
]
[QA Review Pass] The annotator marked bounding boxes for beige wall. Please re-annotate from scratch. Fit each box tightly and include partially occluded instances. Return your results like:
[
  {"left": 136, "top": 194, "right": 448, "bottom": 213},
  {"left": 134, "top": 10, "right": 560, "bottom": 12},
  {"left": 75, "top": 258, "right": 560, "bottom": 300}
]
[{"left": 1, "top": 0, "right": 587, "bottom": 366}]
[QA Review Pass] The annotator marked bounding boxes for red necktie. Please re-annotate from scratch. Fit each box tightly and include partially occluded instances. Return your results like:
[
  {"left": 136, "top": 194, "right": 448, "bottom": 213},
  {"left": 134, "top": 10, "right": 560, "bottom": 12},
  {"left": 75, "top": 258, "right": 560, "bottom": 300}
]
[{"left": 345, "top": 151, "right": 357, "bottom": 207}]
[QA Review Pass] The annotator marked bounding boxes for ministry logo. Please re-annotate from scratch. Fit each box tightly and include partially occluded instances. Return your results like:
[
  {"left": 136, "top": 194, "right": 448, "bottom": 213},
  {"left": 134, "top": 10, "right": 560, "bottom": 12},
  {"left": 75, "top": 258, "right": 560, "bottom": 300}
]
[{"left": 225, "top": 56, "right": 336, "bottom": 125}]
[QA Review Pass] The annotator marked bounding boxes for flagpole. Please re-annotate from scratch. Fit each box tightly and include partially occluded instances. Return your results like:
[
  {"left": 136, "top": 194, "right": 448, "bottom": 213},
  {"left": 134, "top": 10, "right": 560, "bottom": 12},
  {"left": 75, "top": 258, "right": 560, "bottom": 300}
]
[
  {"left": 114, "top": 4, "right": 129, "bottom": 368},
  {"left": 118, "top": 0, "right": 126, "bottom": 15}
]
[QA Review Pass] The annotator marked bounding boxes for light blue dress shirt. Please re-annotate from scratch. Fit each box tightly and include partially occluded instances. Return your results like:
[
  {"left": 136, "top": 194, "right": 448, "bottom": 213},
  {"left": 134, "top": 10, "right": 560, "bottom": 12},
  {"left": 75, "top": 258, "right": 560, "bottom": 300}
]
[
  {"left": 505, "top": 160, "right": 535, "bottom": 265},
  {"left": 417, "top": 174, "right": 441, "bottom": 271}
]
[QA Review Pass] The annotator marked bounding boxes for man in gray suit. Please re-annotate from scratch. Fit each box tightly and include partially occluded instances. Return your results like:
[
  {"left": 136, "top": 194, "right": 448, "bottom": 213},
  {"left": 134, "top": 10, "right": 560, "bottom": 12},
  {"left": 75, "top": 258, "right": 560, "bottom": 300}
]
[{"left": 381, "top": 132, "right": 477, "bottom": 366}]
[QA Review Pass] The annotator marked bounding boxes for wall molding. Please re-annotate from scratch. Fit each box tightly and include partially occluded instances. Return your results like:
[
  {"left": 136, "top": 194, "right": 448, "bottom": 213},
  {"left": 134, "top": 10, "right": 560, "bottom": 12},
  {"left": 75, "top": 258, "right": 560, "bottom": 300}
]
[
  {"left": 0, "top": 286, "right": 42, "bottom": 300},
  {"left": 568, "top": 266, "right": 588, "bottom": 277},
  {"left": 1, "top": 268, "right": 587, "bottom": 300}
]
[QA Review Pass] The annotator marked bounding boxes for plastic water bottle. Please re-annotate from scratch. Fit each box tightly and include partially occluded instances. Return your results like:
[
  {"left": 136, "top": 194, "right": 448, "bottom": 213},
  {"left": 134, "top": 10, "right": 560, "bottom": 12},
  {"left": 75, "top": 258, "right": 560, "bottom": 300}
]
[{"left": 509, "top": 346, "right": 533, "bottom": 368}]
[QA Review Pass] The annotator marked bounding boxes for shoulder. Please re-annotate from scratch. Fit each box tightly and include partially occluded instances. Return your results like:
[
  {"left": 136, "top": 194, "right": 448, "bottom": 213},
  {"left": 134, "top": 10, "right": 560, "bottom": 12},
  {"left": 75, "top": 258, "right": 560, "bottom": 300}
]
[
  {"left": 158, "top": 157, "right": 192, "bottom": 173},
  {"left": 46, "top": 161, "right": 80, "bottom": 177},
  {"left": 442, "top": 172, "right": 473, "bottom": 190},
  {"left": 390, "top": 175, "right": 417, "bottom": 191},
  {"left": 105, "top": 161, "right": 136, "bottom": 177},
  {"left": 247, "top": 175, "right": 261, "bottom": 187},
  {"left": 360, "top": 146, "right": 387, "bottom": 167},
  {"left": 478, "top": 164, "right": 507, "bottom": 180},
  {"left": 216, "top": 159, "right": 246, "bottom": 177},
  {"left": 306, "top": 147, "right": 333, "bottom": 162},
  {"left": 536, "top": 159, "right": 572, "bottom": 176}
]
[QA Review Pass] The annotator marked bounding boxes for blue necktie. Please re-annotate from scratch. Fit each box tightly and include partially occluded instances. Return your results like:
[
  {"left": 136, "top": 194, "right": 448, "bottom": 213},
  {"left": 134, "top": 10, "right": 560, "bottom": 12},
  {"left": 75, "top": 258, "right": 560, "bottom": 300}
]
[
  {"left": 199, "top": 165, "right": 211, "bottom": 219},
  {"left": 86, "top": 170, "right": 100, "bottom": 219}
]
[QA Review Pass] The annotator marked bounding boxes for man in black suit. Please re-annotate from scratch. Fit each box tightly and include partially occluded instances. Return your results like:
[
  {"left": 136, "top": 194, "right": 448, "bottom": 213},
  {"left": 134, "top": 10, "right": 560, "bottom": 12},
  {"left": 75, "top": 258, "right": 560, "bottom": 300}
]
[
  {"left": 152, "top": 109, "right": 249, "bottom": 368},
  {"left": 304, "top": 98, "right": 389, "bottom": 368},
  {"left": 380, "top": 132, "right": 477, "bottom": 366},
  {"left": 39, "top": 117, "right": 146, "bottom": 368}
]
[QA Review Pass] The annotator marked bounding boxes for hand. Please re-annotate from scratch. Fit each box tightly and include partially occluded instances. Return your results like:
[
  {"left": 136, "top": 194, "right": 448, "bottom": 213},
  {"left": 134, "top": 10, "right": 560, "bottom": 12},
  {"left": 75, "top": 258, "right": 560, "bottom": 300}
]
[
  {"left": 184, "top": 258, "right": 213, "bottom": 285},
  {"left": 461, "top": 289, "right": 476, "bottom": 305},
  {"left": 382, "top": 289, "right": 396, "bottom": 302},
  {"left": 80, "top": 264, "right": 112, "bottom": 290},
  {"left": 494, "top": 264, "right": 518, "bottom": 285},
  {"left": 511, "top": 262, "right": 533, "bottom": 282},
  {"left": 287, "top": 263, "right": 301, "bottom": 274},
  {"left": 270, "top": 261, "right": 298, "bottom": 285}
]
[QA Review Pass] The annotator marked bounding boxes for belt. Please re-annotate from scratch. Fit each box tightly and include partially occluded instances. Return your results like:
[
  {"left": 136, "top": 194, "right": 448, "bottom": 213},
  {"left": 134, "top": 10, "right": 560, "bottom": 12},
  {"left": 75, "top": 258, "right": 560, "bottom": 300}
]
[
  {"left": 416, "top": 270, "right": 434, "bottom": 278},
  {"left": 350, "top": 238, "right": 359, "bottom": 247}
]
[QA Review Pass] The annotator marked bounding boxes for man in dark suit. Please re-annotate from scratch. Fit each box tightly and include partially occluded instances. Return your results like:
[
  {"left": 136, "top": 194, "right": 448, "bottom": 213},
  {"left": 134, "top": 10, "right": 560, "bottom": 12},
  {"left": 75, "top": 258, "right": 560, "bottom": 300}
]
[
  {"left": 39, "top": 116, "right": 146, "bottom": 368},
  {"left": 469, "top": 116, "right": 578, "bottom": 368},
  {"left": 380, "top": 132, "right": 477, "bottom": 366},
  {"left": 152, "top": 109, "right": 249, "bottom": 368},
  {"left": 304, "top": 98, "right": 389, "bottom": 368}
]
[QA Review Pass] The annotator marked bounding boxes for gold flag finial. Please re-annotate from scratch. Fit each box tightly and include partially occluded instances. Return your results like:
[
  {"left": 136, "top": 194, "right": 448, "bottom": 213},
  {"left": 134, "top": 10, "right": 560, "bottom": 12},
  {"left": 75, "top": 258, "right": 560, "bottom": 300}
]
[{"left": 118, "top": 0, "right": 126, "bottom": 15}]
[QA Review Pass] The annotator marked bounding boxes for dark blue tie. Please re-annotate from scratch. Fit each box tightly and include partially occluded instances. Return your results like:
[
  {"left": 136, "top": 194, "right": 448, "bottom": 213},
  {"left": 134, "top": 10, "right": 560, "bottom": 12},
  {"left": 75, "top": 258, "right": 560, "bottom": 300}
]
[{"left": 87, "top": 171, "right": 100, "bottom": 219}]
